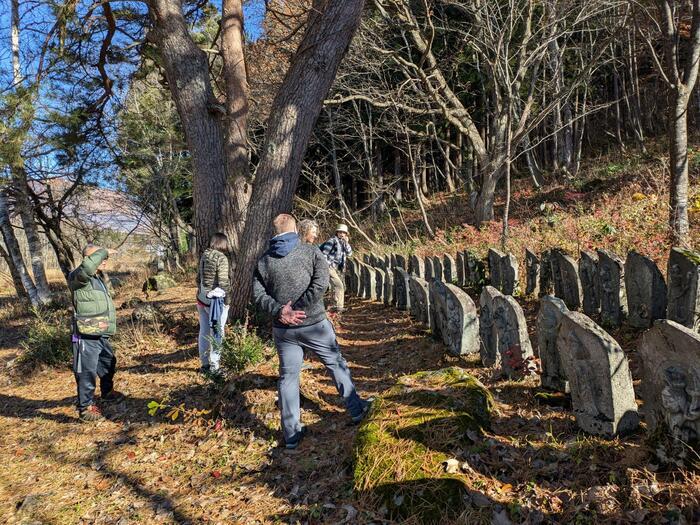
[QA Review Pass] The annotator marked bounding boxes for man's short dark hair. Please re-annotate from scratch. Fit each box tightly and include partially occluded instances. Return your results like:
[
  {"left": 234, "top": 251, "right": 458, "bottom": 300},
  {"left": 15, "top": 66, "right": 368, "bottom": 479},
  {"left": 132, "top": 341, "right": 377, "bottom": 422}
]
[{"left": 209, "top": 232, "right": 230, "bottom": 252}]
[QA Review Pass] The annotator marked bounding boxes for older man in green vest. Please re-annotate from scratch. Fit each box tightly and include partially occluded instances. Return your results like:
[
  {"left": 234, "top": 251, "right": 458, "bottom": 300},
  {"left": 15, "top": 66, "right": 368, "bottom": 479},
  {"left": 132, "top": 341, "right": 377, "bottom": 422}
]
[{"left": 69, "top": 244, "right": 123, "bottom": 421}]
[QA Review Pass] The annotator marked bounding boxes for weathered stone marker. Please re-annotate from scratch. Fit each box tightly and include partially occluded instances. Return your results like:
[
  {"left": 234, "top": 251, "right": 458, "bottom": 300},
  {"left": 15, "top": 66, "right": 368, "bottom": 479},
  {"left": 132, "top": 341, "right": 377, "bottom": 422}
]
[
  {"left": 409, "top": 277, "right": 431, "bottom": 328},
  {"left": 383, "top": 268, "right": 394, "bottom": 306},
  {"left": 551, "top": 250, "right": 582, "bottom": 310},
  {"left": 409, "top": 255, "right": 424, "bottom": 278},
  {"left": 579, "top": 251, "right": 600, "bottom": 316},
  {"left": 493, "top": 294, "right": 534, "bottom": 377},
  {"left": 375, "top": 268, "right": 386, "bottom": 302},
  {"left": 394, "top": 268, "right": 411, "bottom": 311},
  {"left": 432, "top": 256, "right": 444, "bottom": 281},
  {"left": 597, "top": 249, "right": 627, "bottom": 327},
  {"left": 525, "top": 249, "right": 540, "bottom": 296},
  {"left": 501, "top": 253, "right": 519, "bottom": 295},
  {"left": 350, "top": 260, "right": 362, "bottom": 297},
  {"left": 466, "top": 251, "right": 486, "bottom": 291},
  {"left": 667, "top": 248, "right": 700, "bottom": 331},
  {"left": 479, "top": 286, "right": 503, "bottom": 367},
  {"left": 424, "top": 256, "right": 435, "bottom": 281},
  {"left": 638, "top": 320, "right": 700, "bottom": 457},
  {"left": 443, "top": 254, "right": 456, "bottom": 283},
  {"left": 362, "top": 264, "right": 377, "bottom": 300},
  {"left": 429, "top": 280, "right": 480, "bottom": 356},
  {"left": 488, "top": 248, "right": 505, "bottom": 291},
  {"left": 557, "top": 311, "right": 639, "bottom": 436},
  {"left": 539, "top": 249, "right": 553, "bottom": 296},
  {"left": 395, "top": 254, "right": 407, "bottom": 271},
  {"left": 456, "top": 252, "right": 466, "bottom": 287},
  {"left": 537, "top": 296, "right": 569, "bottom": 392},
  {"left": 625, "top": 251, "right": 667, "bottom": 329}
]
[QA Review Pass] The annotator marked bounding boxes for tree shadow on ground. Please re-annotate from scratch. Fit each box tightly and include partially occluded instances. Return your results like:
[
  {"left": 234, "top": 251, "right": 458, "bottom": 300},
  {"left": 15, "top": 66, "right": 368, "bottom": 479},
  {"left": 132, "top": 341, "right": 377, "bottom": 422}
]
[
  {"left": 0, "top": 393, "right": 77, "bottom": 424},
  {"left": 26, "top": 426, "right": 202, "bottom": 524},
  {"left": 120, "top": 345, "right": 198, "bottom": 375}
]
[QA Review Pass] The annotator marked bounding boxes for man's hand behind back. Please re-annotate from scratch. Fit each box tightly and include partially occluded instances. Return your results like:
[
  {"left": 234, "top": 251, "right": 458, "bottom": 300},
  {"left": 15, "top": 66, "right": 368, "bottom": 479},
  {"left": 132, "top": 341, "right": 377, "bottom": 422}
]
[{"left": 279, "top": 301, "right": 307, "bottom": 326}]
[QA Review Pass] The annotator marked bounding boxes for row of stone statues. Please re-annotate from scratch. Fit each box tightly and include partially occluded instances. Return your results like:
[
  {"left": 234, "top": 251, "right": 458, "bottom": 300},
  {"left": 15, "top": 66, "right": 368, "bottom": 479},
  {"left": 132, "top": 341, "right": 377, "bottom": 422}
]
[
  {"left": 358, "top": 245, "right": 700, "bottom": 332},
  {"left": 345, "top": 250, "right": 700, "bottom": 460}
]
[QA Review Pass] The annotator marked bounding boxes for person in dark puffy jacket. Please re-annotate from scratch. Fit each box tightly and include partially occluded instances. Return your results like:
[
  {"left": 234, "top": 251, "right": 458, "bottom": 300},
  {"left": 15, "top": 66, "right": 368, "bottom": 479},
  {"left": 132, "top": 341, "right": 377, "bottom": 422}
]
[
  {"left": 196, "top": 233, "right": 232, "bottom": 374},
  {"left": 69, "top": 244, "right": 123, "bottom": 421}
]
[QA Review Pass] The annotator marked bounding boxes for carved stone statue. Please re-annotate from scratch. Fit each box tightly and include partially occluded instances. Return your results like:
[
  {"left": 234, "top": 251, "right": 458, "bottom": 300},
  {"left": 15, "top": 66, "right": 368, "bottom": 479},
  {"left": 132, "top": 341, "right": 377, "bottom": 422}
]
[
  {"left": 492, "top": 294, "right": 534, "bottom": 377},
  {"left": 537, "top": 295, "right": 569, "bottom": 392},
  {"left": 409, "top": 255, "right": 425, "bottom": 278},
  {"left": 557, "top": 311, "right": 639, "bottom": 436},
  {"left": 429, "top": 280, "right": 479, "bottom": 356},
  {"left": 597, "top": 249, "right": 627, "bottom": 328},
  {"left": 409, "top": 276, "right": 431, "bottom": 328},
  {"left": 525, "top": 249, "right": 540, "bottom": 296},
  {"left": 579, "top": 251, "right": 600, "bottom": 316},
  {"left": 639, "top": 320, "right": 700, "bottom": 457},
  {"left": 667, "top": 248, "right": 700, "bottom": 332},
  {"left": 393, "top": 267, "right": 411, "bottom": 311},
  {"left": 479, "top": 286, "right": 503, "bottom": 366},
  {"left": 625, "top": 251, "right": 667, "bottom": 329},
  {"left": 488, "top": 248, "right": 505, "bottom": 291}
]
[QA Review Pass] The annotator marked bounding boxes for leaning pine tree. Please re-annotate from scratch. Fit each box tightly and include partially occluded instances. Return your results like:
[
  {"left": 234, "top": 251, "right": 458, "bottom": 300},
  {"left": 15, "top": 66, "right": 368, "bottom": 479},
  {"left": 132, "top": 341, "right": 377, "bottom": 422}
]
[{"left": 147, "top": 0, "right": 365, "bottom": 319}]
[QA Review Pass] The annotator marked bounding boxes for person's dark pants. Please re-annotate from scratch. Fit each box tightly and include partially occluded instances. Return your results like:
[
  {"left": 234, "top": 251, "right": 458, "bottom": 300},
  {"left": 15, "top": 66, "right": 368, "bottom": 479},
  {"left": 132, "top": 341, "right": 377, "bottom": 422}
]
[
  {"left": 273, "top": 319, "right": 366, "bottom": 443},
  {"left": 72, "top": 336, "right": 116, "bottom": 410}
]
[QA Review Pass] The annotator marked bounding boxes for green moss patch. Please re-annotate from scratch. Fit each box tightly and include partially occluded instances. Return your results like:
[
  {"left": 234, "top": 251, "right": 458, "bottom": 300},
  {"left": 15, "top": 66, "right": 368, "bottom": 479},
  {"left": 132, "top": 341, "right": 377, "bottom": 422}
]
[{"left": 353, "top": 367, "right": 493, "bottom": 523}]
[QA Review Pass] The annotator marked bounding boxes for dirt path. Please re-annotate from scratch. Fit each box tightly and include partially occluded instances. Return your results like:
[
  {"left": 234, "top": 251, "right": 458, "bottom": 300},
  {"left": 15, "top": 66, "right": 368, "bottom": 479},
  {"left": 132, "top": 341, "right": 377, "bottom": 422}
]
[
  {"left": 0, "top": 286, "right": 449, "bottom": 524},
  {"left": 1, "top": 285, "right": 697, "bottom": 524}
]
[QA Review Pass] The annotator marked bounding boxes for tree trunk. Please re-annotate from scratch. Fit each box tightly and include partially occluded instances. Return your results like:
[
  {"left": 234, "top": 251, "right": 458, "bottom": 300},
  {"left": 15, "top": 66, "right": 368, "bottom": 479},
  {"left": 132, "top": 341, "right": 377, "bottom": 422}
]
[
  {"left": 409, "top": 144, "right": 434, "bottom": 237},
  {"left": 0, "top": 189, "right": 39, "bottom": 305},
  {"left": 474, "top": 162, "right": 503, "bottom": 225},
  {"left": 8, "top": 0, "right": 51, "bottom": 302},
  {"left": 148, "top": 0, "right": 239, "bottom": 252},
  {"left": 227, "top": 0, "right": 366, "bottom": 320},
  {"left": 43, "top": 224, "right": 75, "bottom": 280},
  {"left": 220, "top": 0, "right": 252, "bottom": 246},
  {"left": 420, "top": 144, "right": 428, "bottom": 196},
  {"left": 393, "top": 148, "right": 403, "bottom": 201},
  {"left": 374, "top": 145, "right": 385, "bottom": 215},
  {"left": 444, "top": 127, "right": 455, "bottom": 192},
  {"left": 326, "top": 108, "right": 346, "bottom": 216},
  {"left": 669, "top": 88, "right": 691, "bottom": 244},
  {"left": 0, "top": 242, "right": 28, "bottom": 300},
  {"left": 475, "top": 111, "right": 508, "bottom": 226},
  {"left": 11, "top": 167, "right": 52, "bottom": 302}
]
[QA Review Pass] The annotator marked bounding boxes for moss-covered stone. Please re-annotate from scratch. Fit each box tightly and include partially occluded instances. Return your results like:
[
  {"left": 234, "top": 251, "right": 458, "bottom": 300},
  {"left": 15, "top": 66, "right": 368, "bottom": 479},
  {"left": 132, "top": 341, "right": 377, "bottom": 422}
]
[
  {"left": 353, "top": 367, "right": 493, "bottom": 523},
  {"left": 142, "top": 273, "right": 176, "bottom": 292}
]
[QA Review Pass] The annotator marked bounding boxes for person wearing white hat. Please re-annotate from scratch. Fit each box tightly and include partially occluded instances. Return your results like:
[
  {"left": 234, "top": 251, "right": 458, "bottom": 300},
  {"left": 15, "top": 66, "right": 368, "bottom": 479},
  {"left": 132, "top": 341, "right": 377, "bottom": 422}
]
[{"left": 319, "top": 223, "right": 353, "bottom": 312}]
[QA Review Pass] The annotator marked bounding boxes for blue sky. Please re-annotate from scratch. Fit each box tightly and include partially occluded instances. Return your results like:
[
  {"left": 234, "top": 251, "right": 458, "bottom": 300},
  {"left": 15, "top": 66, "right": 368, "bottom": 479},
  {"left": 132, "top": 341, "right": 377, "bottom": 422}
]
[{"left": 244, "top": 0, "right": 266, "bottom": 41}]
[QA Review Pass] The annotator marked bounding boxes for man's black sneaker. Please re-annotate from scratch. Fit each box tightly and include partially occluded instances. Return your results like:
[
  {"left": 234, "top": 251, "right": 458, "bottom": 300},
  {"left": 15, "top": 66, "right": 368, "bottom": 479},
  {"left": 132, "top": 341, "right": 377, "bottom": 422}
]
[
  {"left": 352, "top": 398, "right": 374, "bottom": 424},
  {"left": 285, "top": 427, "right": 307, "bottom": 450}
]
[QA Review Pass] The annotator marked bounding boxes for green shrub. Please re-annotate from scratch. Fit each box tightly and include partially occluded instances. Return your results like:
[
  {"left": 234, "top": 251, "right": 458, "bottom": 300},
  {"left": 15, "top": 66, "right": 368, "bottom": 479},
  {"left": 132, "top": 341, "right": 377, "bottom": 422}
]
[
  {"left": 218, "top": 323, "right": 267, "bottom": 375},
  {"left": 17, "top": 308, "right": 72, "bottom": 371}
]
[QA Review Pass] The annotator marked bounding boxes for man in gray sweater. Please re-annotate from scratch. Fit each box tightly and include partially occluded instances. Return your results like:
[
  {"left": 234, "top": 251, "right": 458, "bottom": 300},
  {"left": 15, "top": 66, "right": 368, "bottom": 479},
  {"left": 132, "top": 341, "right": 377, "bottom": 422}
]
[{"left": 253, "top": 214, "right": 370, "bottom": 449}]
